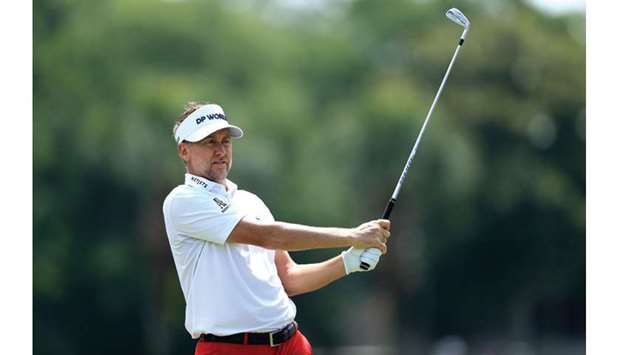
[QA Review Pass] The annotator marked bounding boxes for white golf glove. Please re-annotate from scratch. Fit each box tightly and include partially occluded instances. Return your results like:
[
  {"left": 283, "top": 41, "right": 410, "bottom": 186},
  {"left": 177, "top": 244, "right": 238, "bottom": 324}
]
[{"left": 341, "top": 247, "right": 382, "bottom": 275}]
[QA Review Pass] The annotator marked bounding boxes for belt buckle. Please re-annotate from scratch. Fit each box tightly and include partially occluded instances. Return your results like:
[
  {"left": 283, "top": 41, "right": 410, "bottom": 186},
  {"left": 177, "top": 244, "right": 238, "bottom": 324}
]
[{"left": 269, "top": 331, "right": 278, "bottom": 347}]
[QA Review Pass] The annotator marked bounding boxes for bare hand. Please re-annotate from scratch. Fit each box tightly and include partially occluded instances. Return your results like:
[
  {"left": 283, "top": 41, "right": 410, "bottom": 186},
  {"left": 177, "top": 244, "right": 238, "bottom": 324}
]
[{"left": 349, "top": 219, "right": 391, "bottom": 254}]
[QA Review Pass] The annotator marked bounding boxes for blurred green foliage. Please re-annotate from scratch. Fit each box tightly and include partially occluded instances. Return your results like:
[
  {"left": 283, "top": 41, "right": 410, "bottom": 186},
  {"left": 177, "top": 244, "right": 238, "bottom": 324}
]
[{"left": 34, "top": 0, "right": 584, "bottom": 354}]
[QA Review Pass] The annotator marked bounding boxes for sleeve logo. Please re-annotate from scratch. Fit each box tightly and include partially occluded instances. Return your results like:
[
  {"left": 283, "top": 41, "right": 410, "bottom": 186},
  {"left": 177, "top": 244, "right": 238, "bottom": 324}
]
[{"left": 212, "top": 197, "right": 230, "bottom": 212}]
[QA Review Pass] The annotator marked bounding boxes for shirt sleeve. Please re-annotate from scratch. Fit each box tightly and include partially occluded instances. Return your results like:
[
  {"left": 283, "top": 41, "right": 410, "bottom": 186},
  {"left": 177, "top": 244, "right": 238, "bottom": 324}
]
[{"left": 167, "top": 193, "right": 246, "bottom": 244}]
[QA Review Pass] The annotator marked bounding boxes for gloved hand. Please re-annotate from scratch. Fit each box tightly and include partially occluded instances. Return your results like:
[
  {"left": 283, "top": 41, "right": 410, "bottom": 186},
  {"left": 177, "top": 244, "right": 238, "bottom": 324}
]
[{"left": 341, "top": 247, "right": 382, "bottom": 275}]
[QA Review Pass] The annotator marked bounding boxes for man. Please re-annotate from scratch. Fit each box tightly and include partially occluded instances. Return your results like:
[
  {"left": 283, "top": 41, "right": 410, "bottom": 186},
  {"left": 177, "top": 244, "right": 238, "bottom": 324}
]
[{"left": 162, "top": 102, "right": 390, "bottom": 355}]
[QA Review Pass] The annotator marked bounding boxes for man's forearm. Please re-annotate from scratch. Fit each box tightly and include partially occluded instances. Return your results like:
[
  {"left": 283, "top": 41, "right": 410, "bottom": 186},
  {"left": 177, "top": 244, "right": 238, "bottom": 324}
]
[
  {"left": 280, "top": 255, "right": 346, "bottom": 297},
  {"left": 263, "top": 222, "right": 353, "bottom": 251},
  {"left": 227, "top": 217, "right": 388, "bottom": 253}
]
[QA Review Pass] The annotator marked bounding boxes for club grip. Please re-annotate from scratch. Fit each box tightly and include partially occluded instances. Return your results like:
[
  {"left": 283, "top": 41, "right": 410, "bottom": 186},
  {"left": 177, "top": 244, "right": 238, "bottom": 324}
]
[
  {"left": 360, "top": 198, "right": 396, "bottom": 270},
  {"left": 381, "top": 198, "right": 396, "bottom": 219}
]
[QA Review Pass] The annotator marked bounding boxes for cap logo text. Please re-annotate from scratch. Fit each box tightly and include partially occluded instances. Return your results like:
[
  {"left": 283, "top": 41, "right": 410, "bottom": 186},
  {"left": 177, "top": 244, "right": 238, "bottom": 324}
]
[{"left": 196, "top": 113, "right": 227, "bottom": 125}]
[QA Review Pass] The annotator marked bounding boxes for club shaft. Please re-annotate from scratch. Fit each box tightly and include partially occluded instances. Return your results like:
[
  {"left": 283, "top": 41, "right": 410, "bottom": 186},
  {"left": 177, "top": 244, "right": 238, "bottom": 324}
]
[
  {"left": 360, "top": 32, "right": 467, "bottom": 270},
  {"left": 390, "top": 36, "right": 465, "bottom": 204}
]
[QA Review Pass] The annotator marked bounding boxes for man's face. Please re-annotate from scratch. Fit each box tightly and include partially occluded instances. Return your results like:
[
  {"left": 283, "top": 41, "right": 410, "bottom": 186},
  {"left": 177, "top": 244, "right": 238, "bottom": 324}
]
[{"left": 179, "top": 128, "right": 233, "bottom": 185}]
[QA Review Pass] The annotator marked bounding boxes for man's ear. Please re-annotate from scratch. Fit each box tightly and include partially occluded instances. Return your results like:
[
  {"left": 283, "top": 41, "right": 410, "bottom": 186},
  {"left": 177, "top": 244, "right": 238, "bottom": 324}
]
[{"left": 178, "top": 143, "right": 189, "bottom": 163}]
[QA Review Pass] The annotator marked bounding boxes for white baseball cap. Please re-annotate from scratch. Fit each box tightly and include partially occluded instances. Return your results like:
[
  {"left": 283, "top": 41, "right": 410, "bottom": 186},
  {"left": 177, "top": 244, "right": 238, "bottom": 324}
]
[{"left": 174, "top": 104, "right": 244, "bottom": 144}]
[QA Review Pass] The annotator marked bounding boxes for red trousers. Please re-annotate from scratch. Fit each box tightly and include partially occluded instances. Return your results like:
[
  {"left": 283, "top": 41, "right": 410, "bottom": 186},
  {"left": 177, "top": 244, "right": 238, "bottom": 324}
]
[{"left": 195, "top": 330, "right": 312, "bottom": 355}]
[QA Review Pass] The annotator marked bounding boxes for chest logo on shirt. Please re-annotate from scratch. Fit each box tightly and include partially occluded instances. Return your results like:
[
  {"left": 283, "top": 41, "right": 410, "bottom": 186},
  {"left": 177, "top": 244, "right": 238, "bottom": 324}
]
[{"left": 213, "top": 197, "right": 230, "bottom": 212}]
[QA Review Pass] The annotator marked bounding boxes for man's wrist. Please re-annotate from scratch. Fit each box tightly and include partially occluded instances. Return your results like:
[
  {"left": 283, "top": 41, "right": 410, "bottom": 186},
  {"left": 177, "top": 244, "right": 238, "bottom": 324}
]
[{"left": 341, "top": 228, "right": 354, "bottom": 247}]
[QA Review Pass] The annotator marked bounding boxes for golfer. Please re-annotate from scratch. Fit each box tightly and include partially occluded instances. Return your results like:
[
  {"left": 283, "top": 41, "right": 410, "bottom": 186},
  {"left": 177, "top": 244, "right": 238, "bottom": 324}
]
[{"left": 162, "top": 102, "right": 390, "bottom": 355}]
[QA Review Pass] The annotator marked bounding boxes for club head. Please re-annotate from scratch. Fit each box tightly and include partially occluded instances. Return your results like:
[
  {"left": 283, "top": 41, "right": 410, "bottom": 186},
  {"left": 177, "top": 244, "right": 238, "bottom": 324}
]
[{"left": 446, "top": 8, "right": 470, "bottom": 29}]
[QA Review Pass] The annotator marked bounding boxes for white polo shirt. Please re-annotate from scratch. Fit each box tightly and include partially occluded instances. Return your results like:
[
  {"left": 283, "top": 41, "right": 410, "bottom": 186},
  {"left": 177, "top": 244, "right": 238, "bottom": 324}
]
[{"left": 162, "top": 174, "right": 296, "bottom": 338}]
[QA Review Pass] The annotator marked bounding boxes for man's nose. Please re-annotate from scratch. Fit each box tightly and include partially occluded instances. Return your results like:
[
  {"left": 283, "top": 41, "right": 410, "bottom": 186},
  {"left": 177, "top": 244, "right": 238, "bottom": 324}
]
[{"left": 213, "top": 142, "right": 226, "bottom": 155}]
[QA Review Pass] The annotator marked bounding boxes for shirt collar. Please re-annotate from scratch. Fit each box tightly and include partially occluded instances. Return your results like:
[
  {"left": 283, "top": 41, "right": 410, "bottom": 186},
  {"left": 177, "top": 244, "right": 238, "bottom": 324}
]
[{"left": 184, "top": 173, "right": 237, "bottom": 197}]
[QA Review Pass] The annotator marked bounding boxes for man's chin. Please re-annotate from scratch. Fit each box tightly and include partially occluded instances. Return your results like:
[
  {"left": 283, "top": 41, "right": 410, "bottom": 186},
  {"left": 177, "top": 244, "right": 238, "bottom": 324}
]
[{"left": 207, "top": 172, "right": 228, "bottom": 184}]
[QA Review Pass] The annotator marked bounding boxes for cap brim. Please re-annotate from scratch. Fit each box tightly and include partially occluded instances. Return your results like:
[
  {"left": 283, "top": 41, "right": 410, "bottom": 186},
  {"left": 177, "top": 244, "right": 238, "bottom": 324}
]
[{"left": 183, "top": 122, "right": 244, "bottom": 143}]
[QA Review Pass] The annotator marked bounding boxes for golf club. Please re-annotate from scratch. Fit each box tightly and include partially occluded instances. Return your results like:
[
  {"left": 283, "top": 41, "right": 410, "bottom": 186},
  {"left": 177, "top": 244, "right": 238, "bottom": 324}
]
[{"left": 360, "top": 8, "right": 470, "bottom": 270}]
